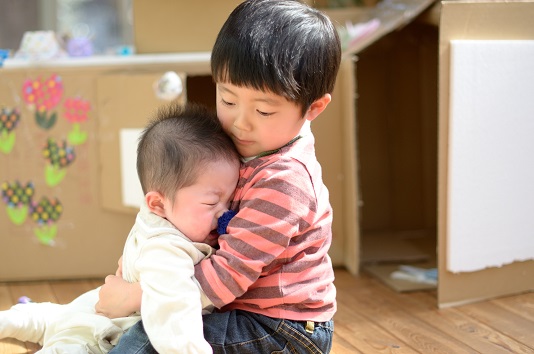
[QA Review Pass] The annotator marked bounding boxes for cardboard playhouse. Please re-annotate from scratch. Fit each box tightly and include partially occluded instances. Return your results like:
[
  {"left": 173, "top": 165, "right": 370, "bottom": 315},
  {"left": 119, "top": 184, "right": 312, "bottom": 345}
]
[
  {"left": 327, "top": 0, "right": 534, "bottom": 307},
  {"left": 1, "top": 0, "right": 532, "bottom": 309}
]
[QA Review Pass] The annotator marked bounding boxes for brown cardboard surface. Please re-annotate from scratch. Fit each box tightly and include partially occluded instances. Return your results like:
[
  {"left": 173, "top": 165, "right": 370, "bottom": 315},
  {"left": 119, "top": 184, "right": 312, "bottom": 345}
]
[
  {"left": 133, "top": 0, "right": 242, "bottom": 53},
  {"left": 438, "top": 0, "right": 534, "bottom": 308},
  {"left": 361, "top": 230, "right": 433, "bottom": 264},
  {"left": 0, "top": 56, "right": 211, "bottom": 281},
  {"left": 0, "top": 67, "right": 134, "bottom": 281},
  {"left": 97, "top": 71, "right": 187, "bottom": 215},
  {"left": 356, "top": 23, "right": 438, "bottom": 235},
  {"left": 314, "top": 58, "right": 360, "bottom": 274}
]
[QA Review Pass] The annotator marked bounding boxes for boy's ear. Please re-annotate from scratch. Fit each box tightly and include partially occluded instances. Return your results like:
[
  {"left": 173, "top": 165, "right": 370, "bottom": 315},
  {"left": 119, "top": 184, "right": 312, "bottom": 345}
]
[
  {"left": 305, "top": 93, "right": 331, "bottom": 122},
  {"left": 145, "top": 191, "right": 167, "bottom": 218}
]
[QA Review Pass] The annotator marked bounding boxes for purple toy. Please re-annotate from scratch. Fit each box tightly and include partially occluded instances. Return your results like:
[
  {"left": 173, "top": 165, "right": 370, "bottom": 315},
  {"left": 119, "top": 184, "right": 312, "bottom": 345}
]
[{"left": 18, "top": 296, "right": 33, "bottom": 304}]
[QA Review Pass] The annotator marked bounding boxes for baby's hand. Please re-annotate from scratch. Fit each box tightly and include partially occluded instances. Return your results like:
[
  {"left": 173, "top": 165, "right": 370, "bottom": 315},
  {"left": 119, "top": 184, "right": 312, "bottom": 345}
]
[
  {"left": 95, "top": 275, "right": 141, "bottom": 318},
  {"left": 115, "top": 255, "right": 123, "bottom": 277}
]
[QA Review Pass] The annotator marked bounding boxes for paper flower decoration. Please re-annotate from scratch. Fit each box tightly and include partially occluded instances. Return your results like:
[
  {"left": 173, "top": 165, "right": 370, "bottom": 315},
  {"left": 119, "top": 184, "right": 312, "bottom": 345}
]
[
  {"left": 29, "top": 196, "right": 63, "bottom": 245},
  {"left": 22, "top": 74, "right": 64, "bottom": 130},
  {"left": 0, "top": 107, "right": 21, "bottom": 154},
  {"left": 42, "top": 138, "right": 76, "bottom": 186},
  {"left": 1, "top": 181, "right": 34, "bottom": 225},
  {"left": 64, "top": 97, "right": 90, "bottom": 145}
]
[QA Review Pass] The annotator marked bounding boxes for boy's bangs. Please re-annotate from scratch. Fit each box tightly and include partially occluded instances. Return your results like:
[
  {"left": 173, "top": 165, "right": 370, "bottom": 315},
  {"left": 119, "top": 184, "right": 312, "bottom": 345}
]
[{"left": 212, "top": 59, "right": 284, "bottom": 96}]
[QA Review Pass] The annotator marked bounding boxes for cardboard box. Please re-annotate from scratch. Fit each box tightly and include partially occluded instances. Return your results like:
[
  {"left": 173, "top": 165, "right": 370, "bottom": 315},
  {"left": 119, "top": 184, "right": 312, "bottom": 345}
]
[
  {"left": 437, "top": 0, "right": 534, "bottom": 307},
  {"left": 0, "top": 54, "right": 211, "bottom": 281},
  {"left": 133, "top": 0, "right": 243, "bottom": 53},
  {"left": 326, "top": 0, "right": 534, "bottom": 307}
]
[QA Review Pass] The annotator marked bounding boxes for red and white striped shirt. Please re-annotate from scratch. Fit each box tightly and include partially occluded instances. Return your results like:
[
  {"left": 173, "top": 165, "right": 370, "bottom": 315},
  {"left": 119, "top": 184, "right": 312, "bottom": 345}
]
[{"left": 195, "top": 133, "right": 336, "bottom": 322}]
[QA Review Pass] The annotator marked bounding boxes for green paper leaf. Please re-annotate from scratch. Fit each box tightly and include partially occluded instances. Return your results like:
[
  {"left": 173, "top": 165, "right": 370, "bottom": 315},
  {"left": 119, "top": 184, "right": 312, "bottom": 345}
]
[
  {"left": 6, "top": 205, "right": 28, "bottom": 225},
  {"left": 34, "top": 224, "right": 58, "bottom": 245},
  {"left": 45, "top": 164, "right": 67, "bottom": 187}
]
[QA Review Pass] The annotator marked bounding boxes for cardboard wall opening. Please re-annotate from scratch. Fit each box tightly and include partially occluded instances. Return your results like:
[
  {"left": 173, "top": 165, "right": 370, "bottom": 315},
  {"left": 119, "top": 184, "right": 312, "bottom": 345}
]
[
  {"left": 356, "top": 21, "right": 439, "bottom": 285},
  {"left": 187, "top": 76, "right": 216, "bottom": 111}
]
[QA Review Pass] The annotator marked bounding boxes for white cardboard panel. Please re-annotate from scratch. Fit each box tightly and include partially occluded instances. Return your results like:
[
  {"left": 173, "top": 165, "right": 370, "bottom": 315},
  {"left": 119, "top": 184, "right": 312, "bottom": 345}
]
[
  {"left": 447, "top": 40, "right": 534, "bottom": 273},
  {"left": 119, "top": 128, "right": 144, "bottom": 208}
]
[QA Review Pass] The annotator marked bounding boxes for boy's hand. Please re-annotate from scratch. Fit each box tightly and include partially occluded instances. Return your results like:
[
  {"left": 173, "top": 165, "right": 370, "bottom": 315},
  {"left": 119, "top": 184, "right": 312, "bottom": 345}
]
[{"left": 95, "top": 275, "right": 142, "bottom": 318}]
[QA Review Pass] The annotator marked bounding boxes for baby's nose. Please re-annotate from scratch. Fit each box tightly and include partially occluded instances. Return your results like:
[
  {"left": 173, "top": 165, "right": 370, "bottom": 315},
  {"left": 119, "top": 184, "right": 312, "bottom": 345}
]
[{"left": 216, "top": 208, "right": 228, "bottom": 219}]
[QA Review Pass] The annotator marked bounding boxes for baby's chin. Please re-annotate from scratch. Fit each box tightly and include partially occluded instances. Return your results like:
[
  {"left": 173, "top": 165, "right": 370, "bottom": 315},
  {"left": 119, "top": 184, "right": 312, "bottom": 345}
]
[{"left": 204, "top": 230, "right": 220, "bottom": 247}]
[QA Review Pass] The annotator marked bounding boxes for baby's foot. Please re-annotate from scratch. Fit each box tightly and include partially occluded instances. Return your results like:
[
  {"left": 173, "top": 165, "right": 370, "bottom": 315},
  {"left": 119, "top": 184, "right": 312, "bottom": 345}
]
[{"left": 0, "top": 302, "right": 60, "bottom": 344}]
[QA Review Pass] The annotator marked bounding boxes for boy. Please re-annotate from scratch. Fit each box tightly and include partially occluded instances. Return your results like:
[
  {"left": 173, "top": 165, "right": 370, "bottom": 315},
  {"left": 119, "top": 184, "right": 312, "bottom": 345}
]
[
  {"left": 0, "top": 103, "right": 240, "bottom": 353},
  {"left": 98, "top": 0, "right": 342, "bottom": 352}
]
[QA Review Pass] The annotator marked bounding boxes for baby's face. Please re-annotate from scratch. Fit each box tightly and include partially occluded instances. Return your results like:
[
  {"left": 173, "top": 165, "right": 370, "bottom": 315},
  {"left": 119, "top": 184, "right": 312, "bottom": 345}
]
[{"left": 165, "top": 159, "right": 239, "bottom": 246}]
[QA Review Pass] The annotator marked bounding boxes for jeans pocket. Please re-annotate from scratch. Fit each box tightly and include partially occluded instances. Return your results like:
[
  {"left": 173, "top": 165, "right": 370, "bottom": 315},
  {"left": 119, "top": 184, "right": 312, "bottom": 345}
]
[{"left": 271, "top": 342, "right": 296, "bottom": 354}]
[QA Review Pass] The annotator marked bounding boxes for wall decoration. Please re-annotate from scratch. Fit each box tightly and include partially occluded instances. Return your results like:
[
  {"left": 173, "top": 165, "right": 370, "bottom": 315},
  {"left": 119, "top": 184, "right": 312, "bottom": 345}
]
[
  {"left": 22, "top": 74, "right": 64, "bottom": 130},
  {"left": 42, "top": 138, "right": 76, "bottom": 187},
  {"left": 153, "top": 71, "right": 183, "bottom": 101},
  {"left": 64, "top": 97, "right": 90, "bottom": 145},
  {"left": 29, "top": 196, "right": 63, "bottom": 246},
  {"left": 0, "top": 107, "right": 21, "bottom": 154},
  {"left": 14, "top": 31, "right": 67, "bottom": 61},
  {"left": 1, "top": 181, "right": 34, "bottom": 225}
]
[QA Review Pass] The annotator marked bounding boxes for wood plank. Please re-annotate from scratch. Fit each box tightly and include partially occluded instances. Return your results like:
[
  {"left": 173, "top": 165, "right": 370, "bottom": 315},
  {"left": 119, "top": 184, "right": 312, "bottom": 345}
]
[
  {"left": 0, "top": 338, "right": 30, "bottom": 354},
  {"left": 490, "top": 292, "right": 534, "bottom": 322},
  {"left": 333, "top": 274, "right": 419, "bottom": 353},
  {"left": 48, "top": 280, "right": 97, "bottom": 304},
  {"left": 335, "top": 270, "right": 478, "bottom": 353},
  {"left": 0, "top": 285, "right": 13, "bottom": 311},
  {"left": 398, "top": 289, "right": 533, "bottom": 353},
  {"left": 6, "top": 283, "right": 56, "bottom": 304},
  {"left": 331, "top": 333, "right": 363, "bottom": 354},
  {"left": 457, "top": 299, "right": 534, "bottom": 349}
]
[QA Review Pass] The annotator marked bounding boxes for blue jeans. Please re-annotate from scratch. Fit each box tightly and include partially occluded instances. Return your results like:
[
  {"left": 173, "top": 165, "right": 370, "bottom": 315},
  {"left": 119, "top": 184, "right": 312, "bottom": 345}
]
[{"left": 110, "top": 310, "right": 334, "bottom": 353}]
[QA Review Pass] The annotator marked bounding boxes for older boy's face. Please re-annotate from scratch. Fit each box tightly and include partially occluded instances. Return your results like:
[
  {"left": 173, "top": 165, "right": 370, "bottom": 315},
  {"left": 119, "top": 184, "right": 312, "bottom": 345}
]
[{"left": 216, "top": 83, "right": 309, "bottom": 158}]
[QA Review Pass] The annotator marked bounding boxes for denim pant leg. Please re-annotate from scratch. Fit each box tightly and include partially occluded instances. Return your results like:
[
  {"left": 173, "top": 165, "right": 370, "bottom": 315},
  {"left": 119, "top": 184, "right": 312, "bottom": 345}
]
[
  {"left": 109, "top": 311, "right": 334, "bottom": 354},
  {"left": 109, "top": 321, "right": 157, "bottom": 354},
  {"left": 204, "top": 310, "right": 334, "bottom": 354}
]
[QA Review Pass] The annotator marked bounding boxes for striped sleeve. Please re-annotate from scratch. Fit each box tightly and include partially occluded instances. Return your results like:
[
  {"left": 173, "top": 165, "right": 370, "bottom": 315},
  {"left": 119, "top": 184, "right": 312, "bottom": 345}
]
[{"left": 195, "top": 156, "right": 320, "bottom": 308}]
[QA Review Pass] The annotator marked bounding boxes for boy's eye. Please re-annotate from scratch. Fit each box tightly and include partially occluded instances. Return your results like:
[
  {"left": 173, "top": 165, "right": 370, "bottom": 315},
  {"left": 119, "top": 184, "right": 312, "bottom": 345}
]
[
  {"left": 257, "top": 110, "right": 274, "bottom": 117},
  {"left": 221, "top": 98, "right": 235, "bottom": 107}
]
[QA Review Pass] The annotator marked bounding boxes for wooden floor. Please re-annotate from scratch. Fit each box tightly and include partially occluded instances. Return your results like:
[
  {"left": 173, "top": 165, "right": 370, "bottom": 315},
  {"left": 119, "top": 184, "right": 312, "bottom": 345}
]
[{"left": 1, "top": 269, "right": 533, "bottom": 353}]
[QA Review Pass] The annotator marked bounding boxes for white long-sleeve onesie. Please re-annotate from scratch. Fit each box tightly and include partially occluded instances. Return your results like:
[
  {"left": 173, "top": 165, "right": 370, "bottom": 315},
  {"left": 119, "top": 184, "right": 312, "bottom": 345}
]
[{"left": 0, "top": 203, "right": 214, "bottom": 354}]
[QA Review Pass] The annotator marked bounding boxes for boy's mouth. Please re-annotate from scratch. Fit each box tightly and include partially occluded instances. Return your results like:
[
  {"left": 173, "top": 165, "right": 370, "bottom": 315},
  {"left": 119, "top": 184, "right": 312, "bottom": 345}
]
[{"left": 233, "top": 136, "right": 254, "bottom": 145}]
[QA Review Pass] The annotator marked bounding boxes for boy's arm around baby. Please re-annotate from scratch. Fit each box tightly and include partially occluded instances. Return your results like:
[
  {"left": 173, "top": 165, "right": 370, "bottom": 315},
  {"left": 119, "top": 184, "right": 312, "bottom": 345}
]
[{"left": 194, "top": 144, "right": 336, "bottom": 322}]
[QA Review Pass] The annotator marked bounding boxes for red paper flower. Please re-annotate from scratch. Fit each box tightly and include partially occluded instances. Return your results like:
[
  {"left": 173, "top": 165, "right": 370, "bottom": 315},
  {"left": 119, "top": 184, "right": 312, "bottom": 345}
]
[
  {"left": 64, "top": 97, "right": 91, "bottom": 123},
  {"left": 22, "top": 74, "right": 63, "bottom": 111}
]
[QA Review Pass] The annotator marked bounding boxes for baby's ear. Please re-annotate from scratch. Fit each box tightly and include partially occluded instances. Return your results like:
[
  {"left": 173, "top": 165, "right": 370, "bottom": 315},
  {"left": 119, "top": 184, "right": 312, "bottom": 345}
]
[
  {"left": 145, "top": 191, "right": 166, "bottom": 217},
  {"left": 305, "top": 93, "right": 331, "bottom": 122}
]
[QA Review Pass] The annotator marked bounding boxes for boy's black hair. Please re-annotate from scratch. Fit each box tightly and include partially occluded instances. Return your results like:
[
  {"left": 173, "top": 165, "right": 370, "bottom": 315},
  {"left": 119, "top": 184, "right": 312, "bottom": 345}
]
[
  {"left": 137, "top": 103, "right": 239, "bottom": 200},
  {"left": 211, "top": 0, "right": 342, "bottom": 116}
]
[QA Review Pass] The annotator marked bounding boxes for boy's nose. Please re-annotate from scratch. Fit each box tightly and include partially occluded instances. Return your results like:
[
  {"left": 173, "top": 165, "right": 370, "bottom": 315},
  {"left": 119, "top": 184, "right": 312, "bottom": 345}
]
[{"left": 233, "top": 112, "right": 251, "bottom": 131}]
